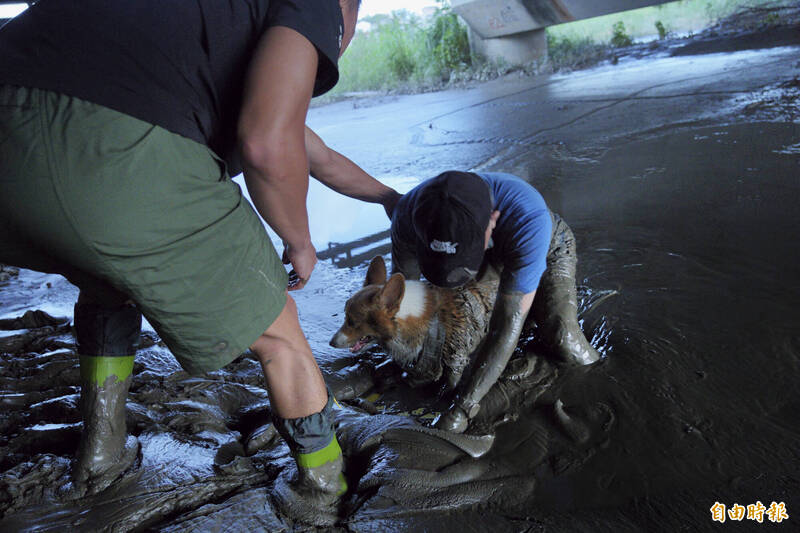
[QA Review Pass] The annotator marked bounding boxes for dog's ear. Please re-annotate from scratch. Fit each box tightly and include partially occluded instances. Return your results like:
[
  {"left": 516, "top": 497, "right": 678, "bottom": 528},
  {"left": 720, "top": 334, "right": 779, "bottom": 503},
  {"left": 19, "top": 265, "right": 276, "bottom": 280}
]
[
  {"left": 380, "top": 272, "right": 405, "bottom": 314},
  {"left": 365, "top": 255, "right": 387, "bottom": 287}
]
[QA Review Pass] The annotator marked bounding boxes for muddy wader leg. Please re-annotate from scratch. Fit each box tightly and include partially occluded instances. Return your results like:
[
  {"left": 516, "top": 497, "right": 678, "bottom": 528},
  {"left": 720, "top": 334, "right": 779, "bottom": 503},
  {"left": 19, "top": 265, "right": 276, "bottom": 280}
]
[
  {"left": 73, "top": 294, "right": 142, "bottom": 493},
  {"left": 534, "top": 214, "right": 600, "bottom": 366},
  {"left": 271, "top": 391, "right": 347, "bottom": 526}
]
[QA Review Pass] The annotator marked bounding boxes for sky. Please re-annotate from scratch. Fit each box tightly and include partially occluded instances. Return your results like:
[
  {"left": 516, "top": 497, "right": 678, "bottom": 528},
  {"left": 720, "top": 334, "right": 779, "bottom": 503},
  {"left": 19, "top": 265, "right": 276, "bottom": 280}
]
[
  {"left": 359, "top": 0, "right": 439, "bottom": 18},
  {"left": 0, "top": 3, "right": 27, "bottom": 19}
]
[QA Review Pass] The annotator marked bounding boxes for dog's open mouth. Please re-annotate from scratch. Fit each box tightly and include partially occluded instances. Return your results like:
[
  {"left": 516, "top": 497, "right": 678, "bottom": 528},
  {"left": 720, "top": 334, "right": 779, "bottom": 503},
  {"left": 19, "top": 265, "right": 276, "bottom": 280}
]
[{"left": 350, "top": 336, "right": 375, "bottom": 354}]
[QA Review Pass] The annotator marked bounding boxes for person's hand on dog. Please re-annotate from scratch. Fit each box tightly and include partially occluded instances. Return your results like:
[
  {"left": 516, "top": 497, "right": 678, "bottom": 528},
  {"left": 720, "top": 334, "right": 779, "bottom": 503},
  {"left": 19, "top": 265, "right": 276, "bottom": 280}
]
[{"left": 283, "top": 241, "right": 316, "bottom": 291}]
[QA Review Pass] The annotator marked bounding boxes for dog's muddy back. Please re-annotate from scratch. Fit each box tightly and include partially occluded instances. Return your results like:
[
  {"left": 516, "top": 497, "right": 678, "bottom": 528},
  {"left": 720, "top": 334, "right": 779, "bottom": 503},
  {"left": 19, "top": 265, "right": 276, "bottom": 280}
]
[{"left": 332, "top": 256, "right": 499, "bottom": 392}]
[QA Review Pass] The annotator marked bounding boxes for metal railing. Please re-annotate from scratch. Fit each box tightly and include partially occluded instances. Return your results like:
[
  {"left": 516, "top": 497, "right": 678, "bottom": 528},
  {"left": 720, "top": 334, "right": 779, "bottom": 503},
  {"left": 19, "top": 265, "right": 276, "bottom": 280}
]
[{"left": 317, "top": 230, "right": 391, "bottom": 269}]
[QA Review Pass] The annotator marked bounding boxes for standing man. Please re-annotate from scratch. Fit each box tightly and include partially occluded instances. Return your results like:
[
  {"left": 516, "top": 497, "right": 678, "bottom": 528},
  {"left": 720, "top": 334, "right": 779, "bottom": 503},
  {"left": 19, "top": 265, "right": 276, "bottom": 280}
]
[
  {"left": 0, "top": 0, "right": 389, "bottom": 521},
  {"left": 390, "top": 171, "right": 600, "bottom": 433}
]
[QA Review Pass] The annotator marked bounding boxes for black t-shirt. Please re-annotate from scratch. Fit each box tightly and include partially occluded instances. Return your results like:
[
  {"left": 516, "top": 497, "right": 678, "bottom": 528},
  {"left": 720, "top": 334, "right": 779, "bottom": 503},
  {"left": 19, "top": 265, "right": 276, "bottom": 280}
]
[{"left": 0, "top": 0, "right": 342, "bottom": 174}]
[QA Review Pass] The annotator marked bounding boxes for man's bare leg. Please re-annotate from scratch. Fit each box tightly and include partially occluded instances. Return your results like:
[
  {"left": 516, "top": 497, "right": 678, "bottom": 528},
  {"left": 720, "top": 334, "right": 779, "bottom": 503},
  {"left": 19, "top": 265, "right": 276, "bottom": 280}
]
[
  {"left": 250, "top": 294, "right": 346, "bottom": 525},
  {"left": 250, "top": 294, "right": 327, "bottom": 419}
]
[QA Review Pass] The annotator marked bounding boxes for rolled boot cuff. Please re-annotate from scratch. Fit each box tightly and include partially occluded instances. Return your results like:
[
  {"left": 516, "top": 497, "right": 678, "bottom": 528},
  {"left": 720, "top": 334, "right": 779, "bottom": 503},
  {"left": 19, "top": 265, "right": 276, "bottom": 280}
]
[
  {"left": 295, "top": 436, "right": 342, "bottom": 468},
  {"left": 74, "top": 302, "right": 142, "bottom": 356},
  {"left": 272, "top": 392, "right": 336, "bottom": 455}
]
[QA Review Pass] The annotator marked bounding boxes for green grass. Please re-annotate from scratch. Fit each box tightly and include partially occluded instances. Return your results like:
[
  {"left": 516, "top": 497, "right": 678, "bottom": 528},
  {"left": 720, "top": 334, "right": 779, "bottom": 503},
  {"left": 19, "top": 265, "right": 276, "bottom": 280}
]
[
  {"left": 321, "top": 0, "right": 794, "bottom": 99},
  {"left": 547, "top": 0, "right": 791, "bottom": 43}
]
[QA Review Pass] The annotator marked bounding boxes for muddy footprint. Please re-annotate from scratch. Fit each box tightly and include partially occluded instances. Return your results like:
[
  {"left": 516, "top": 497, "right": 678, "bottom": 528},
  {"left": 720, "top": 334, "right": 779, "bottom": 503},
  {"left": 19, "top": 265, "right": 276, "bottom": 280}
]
[
  {"left": 553, "top": 399, "right": 615, "bottom": 445},
  {"left": 548, "top": 399, "right": 615, "bottom": 476}
]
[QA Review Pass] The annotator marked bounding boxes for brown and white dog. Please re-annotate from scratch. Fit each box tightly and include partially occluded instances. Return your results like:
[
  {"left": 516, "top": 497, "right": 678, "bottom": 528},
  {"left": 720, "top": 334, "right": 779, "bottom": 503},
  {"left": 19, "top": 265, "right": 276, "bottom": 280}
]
[{"left": 329, "top": 256, "right": 498, "bottom": 391}]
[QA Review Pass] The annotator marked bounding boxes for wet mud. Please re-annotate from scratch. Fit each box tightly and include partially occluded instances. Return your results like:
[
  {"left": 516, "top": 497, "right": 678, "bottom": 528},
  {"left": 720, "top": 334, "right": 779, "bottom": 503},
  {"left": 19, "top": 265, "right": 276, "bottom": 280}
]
[{"left": 3, "top": 16, "right": 800, "bottom": 533}]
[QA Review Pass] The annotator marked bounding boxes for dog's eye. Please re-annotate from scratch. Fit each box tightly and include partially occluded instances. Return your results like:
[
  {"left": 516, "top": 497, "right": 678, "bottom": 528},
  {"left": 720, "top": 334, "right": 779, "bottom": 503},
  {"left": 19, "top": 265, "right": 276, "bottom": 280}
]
[{"left": 345, "top": 317, "right": 354, "bottom": 328}]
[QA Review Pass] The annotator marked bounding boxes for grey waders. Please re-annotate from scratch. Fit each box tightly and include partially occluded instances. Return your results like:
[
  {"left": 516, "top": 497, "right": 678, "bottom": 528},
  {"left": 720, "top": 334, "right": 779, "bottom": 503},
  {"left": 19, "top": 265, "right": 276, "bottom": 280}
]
[{"left": 533, "top": 213, "right": 600, "bottom": 366}]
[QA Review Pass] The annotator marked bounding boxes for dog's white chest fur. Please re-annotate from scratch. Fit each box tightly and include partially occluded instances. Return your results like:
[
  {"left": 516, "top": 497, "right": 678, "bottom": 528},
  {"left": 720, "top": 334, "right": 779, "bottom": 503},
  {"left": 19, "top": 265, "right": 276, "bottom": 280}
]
[{"left": 396, "top": 280, "right": 427, "bottom": 319}]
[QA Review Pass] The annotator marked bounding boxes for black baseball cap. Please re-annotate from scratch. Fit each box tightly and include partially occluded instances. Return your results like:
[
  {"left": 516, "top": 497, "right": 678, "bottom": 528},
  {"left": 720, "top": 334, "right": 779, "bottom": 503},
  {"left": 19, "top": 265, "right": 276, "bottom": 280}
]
[{"left": 411, "top": 171, "right": 493, "bottom": 287}]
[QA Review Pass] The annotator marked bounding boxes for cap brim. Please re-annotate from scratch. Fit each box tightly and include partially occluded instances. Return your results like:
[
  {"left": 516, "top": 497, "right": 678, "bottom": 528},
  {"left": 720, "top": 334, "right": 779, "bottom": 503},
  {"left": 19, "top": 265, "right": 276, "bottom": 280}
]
[{"left": 417, "top": 239, "right": 484, "bottom": 288}]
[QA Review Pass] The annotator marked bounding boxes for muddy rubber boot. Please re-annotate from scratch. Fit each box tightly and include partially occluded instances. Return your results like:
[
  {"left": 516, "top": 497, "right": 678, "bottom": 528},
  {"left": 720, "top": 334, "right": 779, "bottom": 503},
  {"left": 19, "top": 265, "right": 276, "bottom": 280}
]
[
  {"left": 535, "top": 214, "right": 601, "bottom": 366},
  {"left": 73, "top": 355, "right": 140, "bottom": 494},
  {"left": 72, "top": 300, "right": 142, "bottom": 494},
  {"left": 271, "top": 394, "right": 347, "bottom": 526},
  {"left": 295, "top": 436, "right": 348, "bottom": 497}
]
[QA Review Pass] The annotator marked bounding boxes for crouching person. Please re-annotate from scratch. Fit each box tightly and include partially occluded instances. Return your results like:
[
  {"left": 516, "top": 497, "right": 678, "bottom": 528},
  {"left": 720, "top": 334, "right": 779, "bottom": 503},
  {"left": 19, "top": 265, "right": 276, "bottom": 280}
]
[
  {"left": 390, "top": 171, "right": 601, "bottom": 433},
  {"left": 0, "top": 0, "right": 371, "bottom": 524}
]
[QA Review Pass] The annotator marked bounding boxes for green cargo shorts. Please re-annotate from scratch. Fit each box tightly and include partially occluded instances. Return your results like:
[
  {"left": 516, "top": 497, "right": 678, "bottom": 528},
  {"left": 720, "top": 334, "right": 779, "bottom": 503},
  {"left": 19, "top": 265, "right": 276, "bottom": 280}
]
[{"left": 0, "top": 85, "right": 288, "bottom": 373}]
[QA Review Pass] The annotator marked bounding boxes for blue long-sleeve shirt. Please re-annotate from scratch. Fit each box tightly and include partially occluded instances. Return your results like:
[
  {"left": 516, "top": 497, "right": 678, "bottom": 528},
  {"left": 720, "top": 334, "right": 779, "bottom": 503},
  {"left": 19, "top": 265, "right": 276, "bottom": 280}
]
[{"left": 391, "top": 172, "right": 552, "bottom": 294}]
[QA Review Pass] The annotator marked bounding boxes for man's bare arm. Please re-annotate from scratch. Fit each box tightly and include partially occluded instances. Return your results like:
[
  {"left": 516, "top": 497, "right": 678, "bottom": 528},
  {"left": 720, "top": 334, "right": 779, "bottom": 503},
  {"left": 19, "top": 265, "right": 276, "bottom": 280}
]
[
  {"left": 238, "top": 26, "right": 318, "bottom": 289},
  {"left": 305, "top": 126, "right": 401, "bottom": 219},
  {"left": 435, "top": 289, "right": 536, "bottom": 432}
]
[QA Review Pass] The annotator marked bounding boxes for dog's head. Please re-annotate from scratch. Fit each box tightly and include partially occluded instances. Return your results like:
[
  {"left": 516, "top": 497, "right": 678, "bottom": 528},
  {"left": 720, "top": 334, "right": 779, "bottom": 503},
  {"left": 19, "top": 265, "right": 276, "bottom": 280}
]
[{"left": 329, "top": 256, "right": 405, "bottom": 354}]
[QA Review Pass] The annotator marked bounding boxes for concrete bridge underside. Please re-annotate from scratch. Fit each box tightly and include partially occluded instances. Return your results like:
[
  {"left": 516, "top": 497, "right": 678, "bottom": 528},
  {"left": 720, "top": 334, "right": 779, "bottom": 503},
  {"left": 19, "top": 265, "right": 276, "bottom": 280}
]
[{"left": 452, "top": 0, "right": 672, "bottom": 64}]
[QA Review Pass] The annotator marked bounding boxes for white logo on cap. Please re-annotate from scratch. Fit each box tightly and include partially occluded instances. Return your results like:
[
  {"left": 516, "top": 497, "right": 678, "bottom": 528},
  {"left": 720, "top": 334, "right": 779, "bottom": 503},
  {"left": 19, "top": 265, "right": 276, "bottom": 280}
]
[{"left": 430, "top": 240, "right": 458, "bottom": 254}]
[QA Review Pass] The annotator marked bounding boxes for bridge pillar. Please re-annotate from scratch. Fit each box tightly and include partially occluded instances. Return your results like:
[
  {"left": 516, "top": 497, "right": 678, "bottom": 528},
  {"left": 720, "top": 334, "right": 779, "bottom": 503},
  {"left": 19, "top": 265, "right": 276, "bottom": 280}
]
[
  {"left": 467, "top": 26, "right": 547, "bottom": 65},
  {"left": 453, "top": 0, "right": 554, "bottom": 66}
]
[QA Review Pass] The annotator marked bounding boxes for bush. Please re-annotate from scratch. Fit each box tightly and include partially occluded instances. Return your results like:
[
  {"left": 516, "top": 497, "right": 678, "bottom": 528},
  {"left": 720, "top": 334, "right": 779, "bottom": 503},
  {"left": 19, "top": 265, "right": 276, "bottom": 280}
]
[
  {"left": 427, "top": 9, "right": 471, "bottom": 74},
  {"left": 383, "top": 27, "right": 416, "bottom": 80},
  {"left": 655, "top": 20, "right": 668, "bottom": 39},
  {"left": 610, "top": 21, "right": 633, "bottom": 47},
  {"left": 546, "top": 33, "right": 607, "bottom": 70},
  {"left": 332, "top": 3, "right": 471, "bottom": 94}
]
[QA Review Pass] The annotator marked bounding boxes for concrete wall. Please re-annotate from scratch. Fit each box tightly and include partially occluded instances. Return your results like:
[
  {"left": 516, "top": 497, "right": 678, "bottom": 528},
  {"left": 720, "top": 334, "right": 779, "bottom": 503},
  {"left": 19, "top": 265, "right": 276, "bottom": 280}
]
[
  {"left": 468, "top": 27, "right": 549, "bottom": 65},
  {"left": 453, "top": 0, "right": 670, "bottom": 64}
]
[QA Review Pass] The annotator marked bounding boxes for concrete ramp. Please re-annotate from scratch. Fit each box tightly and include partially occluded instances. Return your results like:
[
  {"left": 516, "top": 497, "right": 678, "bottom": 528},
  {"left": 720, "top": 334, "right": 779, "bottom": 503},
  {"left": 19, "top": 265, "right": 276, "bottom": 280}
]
[{"left": 452, "top": 0, "right": 670, "bottom": 63}]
